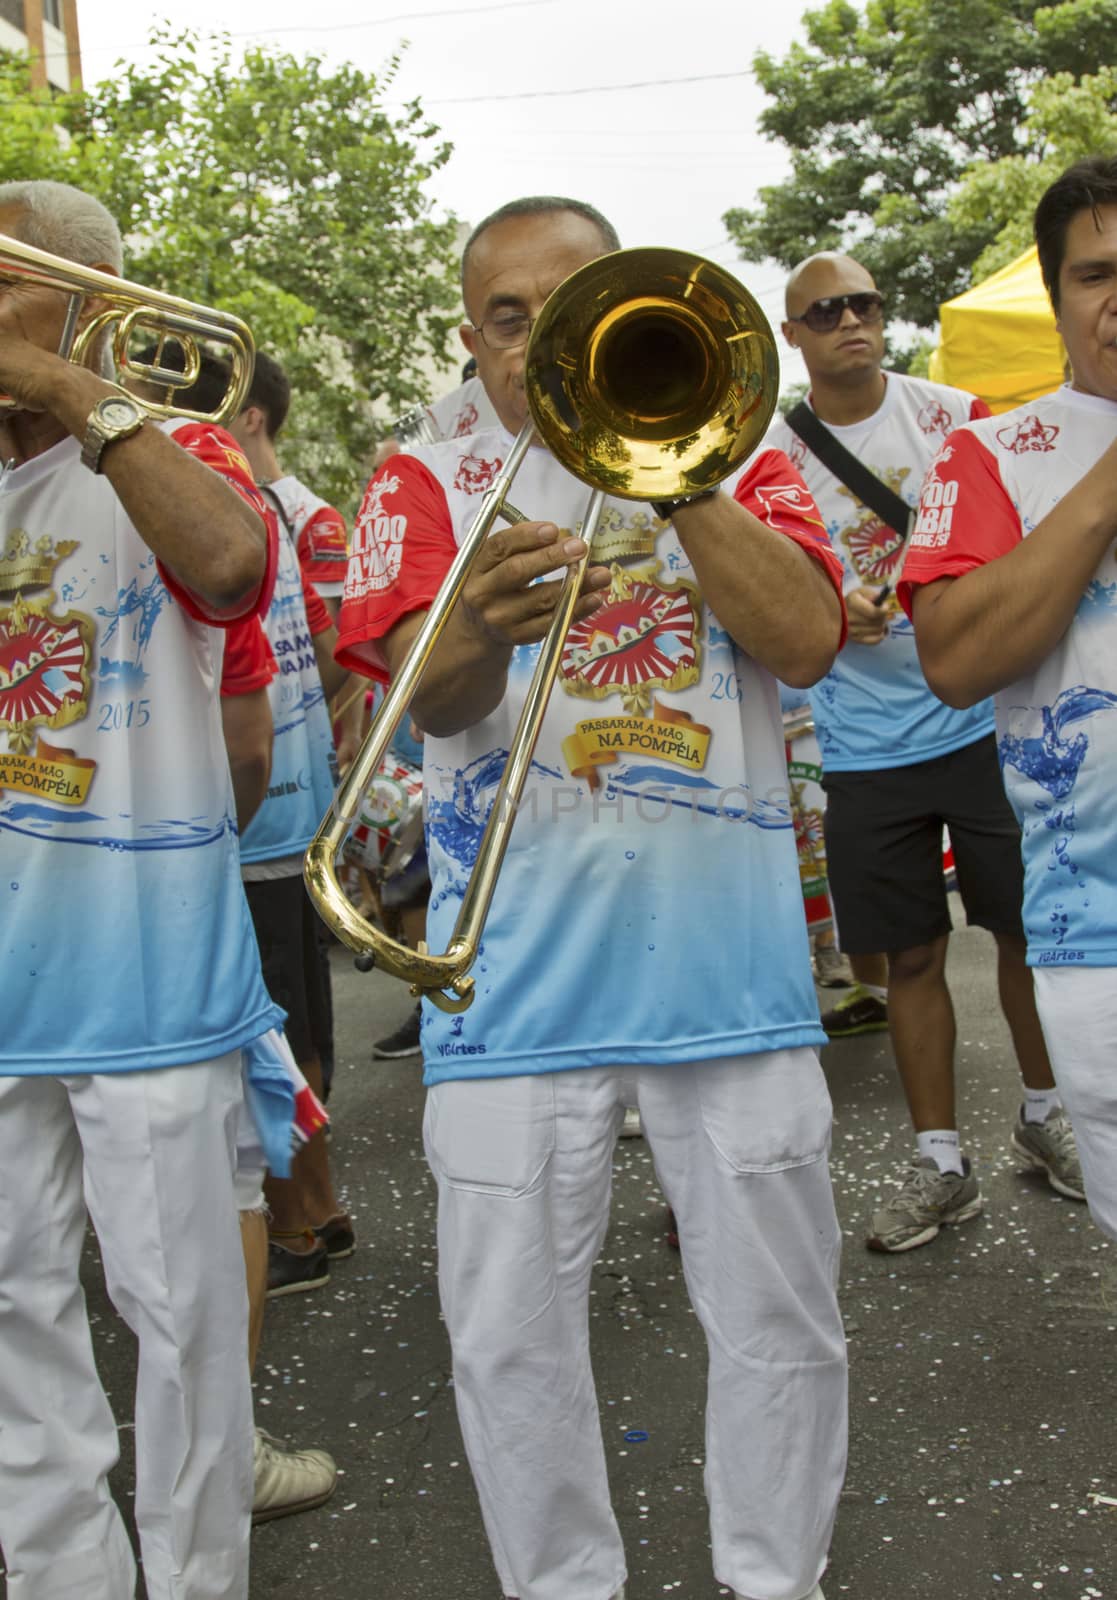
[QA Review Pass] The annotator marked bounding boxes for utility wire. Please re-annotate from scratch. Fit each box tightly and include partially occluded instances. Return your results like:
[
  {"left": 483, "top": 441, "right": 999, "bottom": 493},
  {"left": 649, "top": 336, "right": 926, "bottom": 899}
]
[{"left": 426, "top": 69, "right": 753, "bottom": 105}]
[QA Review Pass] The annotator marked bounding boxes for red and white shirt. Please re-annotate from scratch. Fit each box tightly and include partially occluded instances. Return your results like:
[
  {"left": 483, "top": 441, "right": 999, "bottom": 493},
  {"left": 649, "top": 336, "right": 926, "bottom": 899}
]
[
  {"left": 900, "top": 386, "right": 1117, "bottom": 965},
  {"left": 337, "top": 425, "right": 844, "bottom": 1084},
  {"left": 261, "top": 474, "right": 348, "bottom": 598}
]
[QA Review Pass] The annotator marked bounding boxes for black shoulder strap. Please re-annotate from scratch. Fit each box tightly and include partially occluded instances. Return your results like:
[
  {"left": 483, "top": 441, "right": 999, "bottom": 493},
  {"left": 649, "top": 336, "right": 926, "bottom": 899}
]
[
  {"left": 257, "top": 481, "right": 295, "bottom": 542},
  {"left": 786, "top": 400, "right": 911, "bottom": 538}
]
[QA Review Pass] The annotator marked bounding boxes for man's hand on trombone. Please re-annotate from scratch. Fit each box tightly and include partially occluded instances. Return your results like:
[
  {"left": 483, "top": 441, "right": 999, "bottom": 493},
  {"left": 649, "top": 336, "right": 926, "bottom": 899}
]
[
  {"left": 384, "top": 520, "right": 610, "bottom": 740},
  {"left": 458, "top": 521, "right": 611, "bottom": 646}
]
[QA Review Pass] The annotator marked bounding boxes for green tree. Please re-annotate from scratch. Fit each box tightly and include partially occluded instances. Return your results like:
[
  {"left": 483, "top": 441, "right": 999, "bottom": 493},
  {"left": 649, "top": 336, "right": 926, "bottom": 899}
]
[
  {"left": 0, "top": 32, "right": 460, "bottom": 509},
  {"left": 724, "top": 0, "right": 1117, "bottom": 332},
  {"left": 949, "top": 67, "right": 1117, "bottom": 282}
]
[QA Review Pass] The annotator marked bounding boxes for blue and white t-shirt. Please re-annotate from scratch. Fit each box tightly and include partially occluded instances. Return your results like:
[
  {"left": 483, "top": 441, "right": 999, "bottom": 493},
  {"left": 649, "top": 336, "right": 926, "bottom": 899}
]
[
  {"left": 901, "top": 386, "right": 1117, "bottom": 966},
  {"left": 239, "top": 527, "right": 337, "bottom": 870},
  {"left": 337, "top": 427, "right": 845, "bottom": 1084},
  {"left": 0, "top": 423, "right": 283, "bottom": 1073},
  {"left": 768, "top": 372, "right": 995, "bottom": 771}
]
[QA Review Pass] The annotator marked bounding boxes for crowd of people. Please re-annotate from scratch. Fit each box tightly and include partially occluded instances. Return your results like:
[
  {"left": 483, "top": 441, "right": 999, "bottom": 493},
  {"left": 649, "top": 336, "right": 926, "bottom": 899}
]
[{"left": 0, "top": 150, "right": 1115, "bottom": 1600}]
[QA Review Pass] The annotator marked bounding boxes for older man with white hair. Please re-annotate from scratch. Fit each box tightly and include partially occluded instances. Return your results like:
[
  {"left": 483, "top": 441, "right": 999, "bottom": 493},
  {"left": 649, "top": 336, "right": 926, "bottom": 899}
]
[{"left": 0, "top": 180, "right": 279, "bottom": 1600}]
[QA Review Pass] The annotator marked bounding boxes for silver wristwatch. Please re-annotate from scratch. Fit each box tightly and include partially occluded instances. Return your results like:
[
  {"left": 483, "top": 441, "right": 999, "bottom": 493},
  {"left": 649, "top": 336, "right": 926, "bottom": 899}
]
[{"left": 81, "top": 394, "right": 146, "bottom": 474}]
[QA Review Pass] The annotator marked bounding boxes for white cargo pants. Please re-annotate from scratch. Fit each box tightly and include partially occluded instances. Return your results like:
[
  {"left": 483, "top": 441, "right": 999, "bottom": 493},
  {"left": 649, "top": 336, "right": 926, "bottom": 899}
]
[
  {"left": 0, "top": 1055, "right": 252, "bottom": 1600},
  {"left": 423, "top": 1049, "right": 848, "bottom": 1600}
]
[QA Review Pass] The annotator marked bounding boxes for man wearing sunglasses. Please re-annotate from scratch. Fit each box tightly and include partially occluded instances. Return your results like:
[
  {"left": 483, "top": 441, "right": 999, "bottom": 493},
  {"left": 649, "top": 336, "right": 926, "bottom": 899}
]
[{"left": 767, "top": 252, "right": 1081, "bottom": 1254}]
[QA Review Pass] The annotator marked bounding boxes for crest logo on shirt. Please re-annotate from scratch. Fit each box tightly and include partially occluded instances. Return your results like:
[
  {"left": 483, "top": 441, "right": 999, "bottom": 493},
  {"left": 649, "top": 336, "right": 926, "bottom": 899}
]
[
  {"left": 837, "top": 467, "right": 911, "bottom": 602},
  {"left": 916, "top": 399, "right": 953, "bottom": 437},
  {"left": 452, "top": 403, "right": 479, "bottom": 438},
  {"left": 359, "top": 473, "right": 401, "bottom": 525},
  {"left": 997, "top": 415, "right": 1059, "bottom": 455},
  {"left": 0, "top": 592, "right": 98, "bottom": 805},
  {"left": 454, "top": 453, "right": 502, "bottom": 494}
]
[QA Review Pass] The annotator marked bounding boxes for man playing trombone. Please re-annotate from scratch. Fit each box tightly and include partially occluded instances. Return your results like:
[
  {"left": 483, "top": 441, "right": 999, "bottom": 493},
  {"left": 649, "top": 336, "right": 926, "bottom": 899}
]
[
  {"left": 336, "top": 196, "right": 849, "bottom": 1600},
  {"left": 0, "top": 180, "right": 280, "bottom": 1600}
]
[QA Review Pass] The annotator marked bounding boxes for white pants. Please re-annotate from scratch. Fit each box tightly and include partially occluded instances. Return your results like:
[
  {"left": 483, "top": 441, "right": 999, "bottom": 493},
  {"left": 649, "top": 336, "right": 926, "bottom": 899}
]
[
  {"left": 423, "top": 1051, "right": 848, "bottom": 1600},
  {"left": 1033, "top": 967, "right": 1117, "bottom": 1239},
  {"left": 0, "top": 1057, "right": 253, "bottom": 1600}
]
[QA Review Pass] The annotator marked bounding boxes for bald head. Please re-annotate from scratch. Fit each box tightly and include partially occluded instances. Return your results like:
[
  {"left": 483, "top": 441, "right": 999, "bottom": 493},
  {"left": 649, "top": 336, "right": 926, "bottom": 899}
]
[{"left": 785, "top": 252, "right": 876, "bottom": 317}]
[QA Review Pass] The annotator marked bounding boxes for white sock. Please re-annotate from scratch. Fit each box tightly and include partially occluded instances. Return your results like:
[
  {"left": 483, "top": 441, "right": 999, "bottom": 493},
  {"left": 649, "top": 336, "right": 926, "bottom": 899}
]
[
  {"left": 1023, "top": 1086, "right": 1062, "bottom": 1124},
  {"left": 859, "top": 982, "right": 887, "bottom": 1002},
  {"left": 916, "top": 1129, "right": 964, "bottom": 1175}
]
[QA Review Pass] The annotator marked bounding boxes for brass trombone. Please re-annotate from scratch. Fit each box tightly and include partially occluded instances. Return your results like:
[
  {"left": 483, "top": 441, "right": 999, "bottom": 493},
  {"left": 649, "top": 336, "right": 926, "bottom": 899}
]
[
  {"left": 0, "top": 232, "right": 255, "bottom": 425},
  {"left": 305, "top": 247, "right": 780, "bottom": 1013}
]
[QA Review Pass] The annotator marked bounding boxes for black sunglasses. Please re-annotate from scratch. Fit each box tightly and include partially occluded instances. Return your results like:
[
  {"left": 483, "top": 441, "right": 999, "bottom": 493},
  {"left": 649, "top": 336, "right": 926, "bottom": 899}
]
[{"left": 788, "top": 292, "right": 885, "bottom": 334}]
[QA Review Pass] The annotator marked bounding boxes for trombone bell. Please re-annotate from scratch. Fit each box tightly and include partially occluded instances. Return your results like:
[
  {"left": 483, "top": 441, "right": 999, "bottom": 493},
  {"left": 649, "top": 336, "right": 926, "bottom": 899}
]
[{"left": 526, "top": 246, "right": 778, "bottom": 499}]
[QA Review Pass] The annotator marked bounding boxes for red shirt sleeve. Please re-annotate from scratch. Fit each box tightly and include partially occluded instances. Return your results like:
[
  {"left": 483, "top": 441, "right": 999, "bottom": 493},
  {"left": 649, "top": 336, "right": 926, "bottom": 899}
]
[
  {"left": 732, "top": 447, "right": 848, "bottom": 650},
  {"left": 296, "top": 505, "right": 349, "bottom": 592},
  {"left": 335, "top": 454, "right": 456, "bottom": 680},
  {"left": 301, "top": 568, "right": 333, "bottom": 638},
  {"left": 219, "top": 616, "right": 277, "bottom": 697},
  {"left": 897, "top": 427, "right": 1022, "bottom": 617},
  {"left": 157, "top": 420, "right": 279, "bottom": 628}
]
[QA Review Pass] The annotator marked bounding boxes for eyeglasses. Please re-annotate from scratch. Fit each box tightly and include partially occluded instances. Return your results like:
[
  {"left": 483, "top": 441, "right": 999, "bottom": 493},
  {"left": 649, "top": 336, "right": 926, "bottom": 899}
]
[
  {"left": 787, "top": 292, "right": 885, "bottom": 334},
  {"left": 472, "top": 309, "right": 534, "bottom": 350}
]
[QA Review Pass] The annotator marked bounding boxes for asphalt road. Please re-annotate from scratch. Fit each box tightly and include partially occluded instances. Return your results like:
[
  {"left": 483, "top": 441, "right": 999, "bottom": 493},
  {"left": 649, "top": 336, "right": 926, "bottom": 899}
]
[{"left": 5, "top": 916, "right": 1115, "bottom": 1599}]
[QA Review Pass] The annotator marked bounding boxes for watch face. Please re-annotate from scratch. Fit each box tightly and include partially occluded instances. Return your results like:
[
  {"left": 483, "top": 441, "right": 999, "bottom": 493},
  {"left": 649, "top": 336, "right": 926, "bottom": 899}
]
[{"left": 100, "top": 398, "right": 141, "bottom": 429}]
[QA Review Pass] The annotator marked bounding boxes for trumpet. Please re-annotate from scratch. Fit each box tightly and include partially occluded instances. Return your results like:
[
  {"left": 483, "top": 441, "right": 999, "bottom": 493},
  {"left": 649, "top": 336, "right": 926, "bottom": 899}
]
[
  {"left": 0, "top": 232, "right": 254, "bottom": 425},
  {"left": 305, "top": 246, "right": 779, "bottom": 1013}
]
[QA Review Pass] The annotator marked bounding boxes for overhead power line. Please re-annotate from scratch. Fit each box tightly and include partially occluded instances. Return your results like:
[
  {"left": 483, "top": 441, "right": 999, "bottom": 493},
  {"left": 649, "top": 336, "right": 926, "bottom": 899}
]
[{"left": 426, "top": 68, "right": 754, "bottom": 105}]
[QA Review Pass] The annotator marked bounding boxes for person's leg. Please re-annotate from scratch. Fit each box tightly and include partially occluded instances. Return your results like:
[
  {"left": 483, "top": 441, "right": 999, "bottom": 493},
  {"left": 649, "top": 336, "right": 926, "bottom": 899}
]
[
  {"left": 71, "top": 1055, "right": 253, "bottom": 1600},
  {"left": 993, "top": 931, "right": 1056, "bottom": 1088},
  {"left": 0, "top": 1075, "right": 137, "bottom": 1600},
  {"left": 826, "top": 760, "right": 985, "bottom": 1248},
  {"left": 851, "top": 951, "right": 888, "bottom": 988},
  {"left": 246, "top": 877, "right": 339, "bottom": 1287},
  {"left": 639, "top": 1051, "right": 846, "bottom": 1600},
  {"left": 939, "top": 737, "right": 1084, "bottom": 1197},
  {"left": 886, "top": 933, "right": 956, "bottom": 1130},
  {"left": 424, "top": 1069, "right": 627, "bottom": 1600},
  {"left": 234, "top": 1100, "right": 338, "bottom": 1524},
  {"left": 1032, "top": 967, "right": 1117, "bottom": 1236}
]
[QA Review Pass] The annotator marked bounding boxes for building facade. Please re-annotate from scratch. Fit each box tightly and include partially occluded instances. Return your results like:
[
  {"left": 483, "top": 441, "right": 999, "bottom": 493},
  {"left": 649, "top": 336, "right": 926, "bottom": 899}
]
[{"left": 0, "top": 0, "right": 82, "bottom": 91}]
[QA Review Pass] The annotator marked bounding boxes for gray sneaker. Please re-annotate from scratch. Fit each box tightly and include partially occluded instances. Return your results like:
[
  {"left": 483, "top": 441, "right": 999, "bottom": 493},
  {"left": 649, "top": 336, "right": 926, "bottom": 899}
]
[
  {"left": 1012, "top": 1106, "right": 1086, "bottom": 1200},
  {"left": 252, "top": 1428, "right": 337, "bottom": 1524},
  {"left": 867, "top": 1157, "right": 982, "bottom": 1253}
]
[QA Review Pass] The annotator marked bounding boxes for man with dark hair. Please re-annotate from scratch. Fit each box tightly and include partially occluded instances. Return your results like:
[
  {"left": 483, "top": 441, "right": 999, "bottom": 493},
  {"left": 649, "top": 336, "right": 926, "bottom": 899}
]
[
  {"left": 903, "top": 152, "right": 1117, "bottom": 1249},
  {"left": 180, "top": 351, "right": 356, "bottom": 1291},
  {"left": 338, "top": 195, "right": 849, "bottom": 1600},
  {"left": 0, "top": 179, "right": 279, "bottom": 1600},
  {"left": 767, "top": 250, "right": 1080, "bottom": 1253},
  {"left": 214, "top": 349, "right": 350, "bottom": 607}
]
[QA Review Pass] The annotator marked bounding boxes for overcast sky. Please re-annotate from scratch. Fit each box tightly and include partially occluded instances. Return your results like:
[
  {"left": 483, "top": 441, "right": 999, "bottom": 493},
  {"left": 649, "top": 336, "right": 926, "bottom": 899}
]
[{"left": 75, "top": 0, "right": 816, "bottom": 390}]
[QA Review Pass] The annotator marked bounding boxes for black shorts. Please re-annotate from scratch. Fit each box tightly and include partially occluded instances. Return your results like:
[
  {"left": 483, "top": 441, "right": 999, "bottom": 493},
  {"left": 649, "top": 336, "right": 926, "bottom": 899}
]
[
  {"left": 245, "top": 875, "right": 334, "bottom": 1077},
  {"left": 821, "top": 734, "right": 1025, "bottom": 955}
]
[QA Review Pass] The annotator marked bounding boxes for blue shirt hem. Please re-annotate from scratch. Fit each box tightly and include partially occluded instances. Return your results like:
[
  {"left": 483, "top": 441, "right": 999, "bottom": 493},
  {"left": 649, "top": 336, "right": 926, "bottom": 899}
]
[
  {"left": 0, "top": 1000, "right": 286, "bottom": 1076},
  {"left": 815, "top": 717, "right": 995, "bottom": 773},
  {"left": 421, "top": 1020, "right": 826, "bottom": 1085}
]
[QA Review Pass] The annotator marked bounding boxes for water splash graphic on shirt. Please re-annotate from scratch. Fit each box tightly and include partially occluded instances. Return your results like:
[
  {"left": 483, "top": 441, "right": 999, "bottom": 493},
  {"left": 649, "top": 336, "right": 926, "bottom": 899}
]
[
  {"left": 998, "top": 686, "right": 1117, "bottom": 804},
  {"left": 95, "top": 569, "right": 170, "bottom": 686}
]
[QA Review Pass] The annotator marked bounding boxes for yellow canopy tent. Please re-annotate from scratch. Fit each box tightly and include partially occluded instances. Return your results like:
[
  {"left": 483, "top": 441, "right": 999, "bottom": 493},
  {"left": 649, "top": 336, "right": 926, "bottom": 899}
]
[{"left": 927, "top": 245, "right": 1066, "bottom": 413}]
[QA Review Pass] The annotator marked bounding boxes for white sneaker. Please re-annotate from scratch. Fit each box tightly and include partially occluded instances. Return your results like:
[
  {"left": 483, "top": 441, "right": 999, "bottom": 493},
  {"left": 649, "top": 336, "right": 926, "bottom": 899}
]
[
  {"left": 619, "top": 1106, "right": 643, "bottom": 1139},
  {"left": 252, "top": 1427, "right": 337, "bottom": 1524}
]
